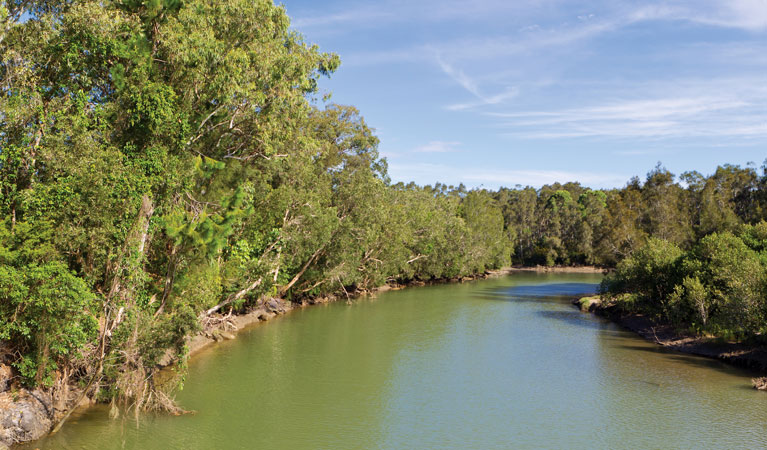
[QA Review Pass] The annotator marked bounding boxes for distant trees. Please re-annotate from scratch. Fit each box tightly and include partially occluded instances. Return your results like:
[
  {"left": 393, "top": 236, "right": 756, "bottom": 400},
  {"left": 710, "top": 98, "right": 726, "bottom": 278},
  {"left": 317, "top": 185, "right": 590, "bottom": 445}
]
[{"left": 492, "top": 163, "right": 767, "bottom": 270}]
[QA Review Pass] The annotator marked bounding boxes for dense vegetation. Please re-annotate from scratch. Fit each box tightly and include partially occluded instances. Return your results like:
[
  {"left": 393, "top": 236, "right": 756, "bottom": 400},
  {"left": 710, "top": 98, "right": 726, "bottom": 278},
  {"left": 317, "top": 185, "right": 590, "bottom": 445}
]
[
  {"left": 593, "top": 165, "right": 767, "bottom": 340},
  {"left": 0, "top": 0, "right": 512, "bottom": 408},
  {"left": 600, "top": 223, "right": 767, "bottom": 340},
  {"left": 1, "top": 0, "right": 765, "bottom": 415}
]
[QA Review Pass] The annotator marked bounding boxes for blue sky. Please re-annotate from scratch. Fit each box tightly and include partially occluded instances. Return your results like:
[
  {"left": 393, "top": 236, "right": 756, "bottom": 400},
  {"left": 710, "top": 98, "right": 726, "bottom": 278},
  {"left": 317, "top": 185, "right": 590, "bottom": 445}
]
[{"left": 280, "top": 0, "right": 767, "bottom": 189}]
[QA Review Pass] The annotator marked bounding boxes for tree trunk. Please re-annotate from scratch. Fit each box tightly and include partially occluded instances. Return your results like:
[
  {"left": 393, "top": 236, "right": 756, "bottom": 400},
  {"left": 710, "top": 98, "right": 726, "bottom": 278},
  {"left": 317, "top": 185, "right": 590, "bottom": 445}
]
[
  {"left": 279, "top": 245, "right": 325, "bottom": 296},
  {"left": 204, "top": 277, "right": 263, "bottom": 316}
]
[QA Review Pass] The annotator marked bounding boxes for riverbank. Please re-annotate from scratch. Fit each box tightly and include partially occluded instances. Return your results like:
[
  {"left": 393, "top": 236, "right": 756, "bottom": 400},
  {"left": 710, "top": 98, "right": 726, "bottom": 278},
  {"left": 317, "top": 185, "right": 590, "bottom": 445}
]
[
  {"left": 185, "top": 268, "right": 521, "bottom": 358},
  {"left": 574, "top": 296, "right": 767, "bottom": 383},
  {"left": 6, "top": 265, "right": 569, "bottom": 448},
  {"left": 1, "top": 266, "right": 613, "bottom": 447}
]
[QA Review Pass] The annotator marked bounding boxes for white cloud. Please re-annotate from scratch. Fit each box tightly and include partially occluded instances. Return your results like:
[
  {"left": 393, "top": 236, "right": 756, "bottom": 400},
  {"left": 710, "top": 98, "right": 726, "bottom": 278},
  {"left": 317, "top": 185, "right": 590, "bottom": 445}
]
[
  {"left": 722, "top": 0, "right": 767, "bottom": 30},
  {"left": 413, "top": 141, "right": 462, "bottom": 153},
  {"left": 634, "top": 0, "right": 767, "bottom": 31},
  {"left": 489, "top": 79, "right": 767, "bottom": 140},
  {"left": 435, "top": 55, "right": 520, "bottom": 110},
  {"left": 290, "top": 7, "right": 394, "bottom": 29},
  {"left": 446, "top": 88, "right": 520, "bottom": 111},
  {"left": 435, "top": 56, "right": 482, "bottom": 98},
  {"left": 388, "top": 162, "right": 630, "bottom": 188}
]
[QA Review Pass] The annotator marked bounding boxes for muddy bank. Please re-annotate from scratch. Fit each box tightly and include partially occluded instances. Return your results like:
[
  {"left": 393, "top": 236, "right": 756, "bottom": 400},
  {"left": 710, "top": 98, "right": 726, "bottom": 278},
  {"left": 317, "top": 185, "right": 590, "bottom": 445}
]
[{"left": 574, "top": 296, "right": 767, "bottom": 378}]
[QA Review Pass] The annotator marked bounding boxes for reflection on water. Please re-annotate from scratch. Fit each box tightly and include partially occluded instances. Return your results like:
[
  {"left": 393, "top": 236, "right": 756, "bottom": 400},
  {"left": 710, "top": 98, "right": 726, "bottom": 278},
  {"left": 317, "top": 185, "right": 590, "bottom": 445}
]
[{"left": 23, "top": 273, "right": 767, "bottom": 450}]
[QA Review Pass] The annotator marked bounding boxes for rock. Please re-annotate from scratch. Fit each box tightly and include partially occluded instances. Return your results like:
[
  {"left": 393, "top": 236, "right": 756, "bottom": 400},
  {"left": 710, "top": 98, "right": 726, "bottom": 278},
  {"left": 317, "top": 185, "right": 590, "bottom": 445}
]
[
  {"left": 257, "top": 311, "right": 276, "bottom": 321},
  {"left": 0, "top": 366, "right": 11, "bottom": 393},
  {"left": 575, "top": 296, "right": 600, "bottom": 312},
  {"left": 219, "top": 331, "right": 235, "bottom": 341},
  {"left": 266, "top": 298, "right": 285, "bottom": 314},
  {"left": 753, "top": 377, "right": 767, "bottom": 390},
  {"left": 19, "top": 405, "right": 38, "bottom": 432},
  {"left": 0, "top": 391, "right": 54, "bottom": 446}
]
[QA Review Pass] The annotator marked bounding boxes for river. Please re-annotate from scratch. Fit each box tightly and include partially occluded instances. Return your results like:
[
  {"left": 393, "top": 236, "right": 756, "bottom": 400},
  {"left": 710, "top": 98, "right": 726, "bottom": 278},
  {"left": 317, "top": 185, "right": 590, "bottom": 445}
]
[{"left": 22, "top": 273, "right": 767, "bottom": 449}]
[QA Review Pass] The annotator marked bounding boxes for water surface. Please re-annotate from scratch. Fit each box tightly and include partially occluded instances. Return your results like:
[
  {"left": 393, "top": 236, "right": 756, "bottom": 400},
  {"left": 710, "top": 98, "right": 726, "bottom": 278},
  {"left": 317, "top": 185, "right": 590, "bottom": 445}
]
[{"left": 25, "top": 273, "right": 767, "bottom": 449}]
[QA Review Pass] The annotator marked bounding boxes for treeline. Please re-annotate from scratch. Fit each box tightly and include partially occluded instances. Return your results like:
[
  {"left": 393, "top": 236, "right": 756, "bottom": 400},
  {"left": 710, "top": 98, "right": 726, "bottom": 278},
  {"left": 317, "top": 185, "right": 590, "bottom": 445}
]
[
  {"left": 1, "top": 0, "right": 766, "bottom": 411},
  {"left": 583, "top": 165, "right": 767, "bottom": 340},
  {"left": 496, "top": 163, "right": 767, "bottom": 339},
  {"left": 496, "top": 163, "right": 767, "bottom": 267}
]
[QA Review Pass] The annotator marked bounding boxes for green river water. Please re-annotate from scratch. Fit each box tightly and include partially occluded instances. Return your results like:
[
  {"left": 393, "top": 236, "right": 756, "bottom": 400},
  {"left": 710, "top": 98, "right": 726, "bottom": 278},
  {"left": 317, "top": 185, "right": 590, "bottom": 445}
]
[{"left": 23, "top": 273, "right": 767, "bottom": 449}]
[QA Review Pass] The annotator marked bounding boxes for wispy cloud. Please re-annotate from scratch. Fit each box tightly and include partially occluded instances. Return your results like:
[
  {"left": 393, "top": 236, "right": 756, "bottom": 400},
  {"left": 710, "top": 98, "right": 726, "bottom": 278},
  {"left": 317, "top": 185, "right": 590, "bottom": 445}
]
[
  {"left": 349, "top": 19, "right": 616, "bottom": 66},
  {"left": 435, "top": 56, "right": 520, "bottom": 110},
  {"left": 388, "top": 162, "right": 630, "bottom": 188},
  {"left": 435, "top": 56, "right": 482, "bottom": 98},
  {"left": 629, "top": 0, "right": 767, "bottom": 31},
  {"left": 290, "top": 7, "right": 395, "bottom": 29},
  {"left": 446, "top": 88, "right": 520, "bottom": 111},
  {"left": 413, "top": 141, "right": 462, "bottom": 153},
  {"left": 491, "top": 84, "right": 767, "bottom": 140}
]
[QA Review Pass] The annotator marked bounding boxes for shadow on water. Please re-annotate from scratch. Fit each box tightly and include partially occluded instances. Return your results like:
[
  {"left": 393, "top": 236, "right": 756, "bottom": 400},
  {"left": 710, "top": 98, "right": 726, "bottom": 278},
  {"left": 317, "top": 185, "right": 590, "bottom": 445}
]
[
  {"left": 534, "top": 309, "right": 607, "bottom": 330},
  {"left": 615, "top": 344, "right": 763, "bottom": 377},
  {"left": 485, "top": 281, "right": 764, "bottom": 380},
  {"left": 474, "top": 282, "right": 600, "bottom": 304},
  {"left": 506, "top": 282, "right": 599, "bottom": 297}
]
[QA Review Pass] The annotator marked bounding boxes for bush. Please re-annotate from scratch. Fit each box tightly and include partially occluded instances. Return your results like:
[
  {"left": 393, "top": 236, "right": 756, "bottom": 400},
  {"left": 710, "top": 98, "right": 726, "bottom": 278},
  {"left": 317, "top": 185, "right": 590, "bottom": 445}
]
[
  {"left": 689, "top": 232, "right": 766, "bottom": 335},
  {"left": 600, "top": 237, "right": 683, "bottom": 318},
  {"left": 602, "top": 232, "right": 767, "bottom": 338},
  {"left": 0, "top": 262, "right": 97, "bottom": 387}
]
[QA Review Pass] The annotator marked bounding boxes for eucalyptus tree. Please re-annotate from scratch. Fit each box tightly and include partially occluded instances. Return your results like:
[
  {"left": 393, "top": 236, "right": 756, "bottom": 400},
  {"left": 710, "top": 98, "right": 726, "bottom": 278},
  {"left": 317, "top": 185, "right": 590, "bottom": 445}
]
[
  {"left": 0, "top": 0, "right": 339, "bottom": 407},
  {"left": 640, "top": 164, "right": 693, "bottom": 246}
]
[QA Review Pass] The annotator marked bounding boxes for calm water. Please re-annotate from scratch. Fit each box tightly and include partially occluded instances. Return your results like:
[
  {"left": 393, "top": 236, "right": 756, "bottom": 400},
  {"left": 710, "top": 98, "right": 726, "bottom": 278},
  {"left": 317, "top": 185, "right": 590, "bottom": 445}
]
[{"left": 24, "top": 273, "right": 767, "bottom": 449}]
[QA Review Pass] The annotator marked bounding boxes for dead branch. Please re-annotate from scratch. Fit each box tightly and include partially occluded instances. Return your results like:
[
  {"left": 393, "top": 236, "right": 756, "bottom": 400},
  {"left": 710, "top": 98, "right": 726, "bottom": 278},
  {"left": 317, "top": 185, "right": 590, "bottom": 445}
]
[{"left": 204, "top": 277, "right": 263, "bottom": 316}]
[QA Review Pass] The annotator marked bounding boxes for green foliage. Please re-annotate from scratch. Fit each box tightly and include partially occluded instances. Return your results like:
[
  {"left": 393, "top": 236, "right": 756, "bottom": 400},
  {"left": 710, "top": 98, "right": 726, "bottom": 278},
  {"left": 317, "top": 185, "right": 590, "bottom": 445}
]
[
  {"left": 603, "top": 231, "right": 767, "bottom": 338},
  {"left": 3, "top": 0, "right": 767, "bottom": 403},
  {"left": 601, "top": 237, "right": 683, "bottom": 317},
  {"left": 685, "top": 232, "right": 765, "bottom": 335},
  {"left": 0, "top": 243, "right": 97, "bottom": 386}
]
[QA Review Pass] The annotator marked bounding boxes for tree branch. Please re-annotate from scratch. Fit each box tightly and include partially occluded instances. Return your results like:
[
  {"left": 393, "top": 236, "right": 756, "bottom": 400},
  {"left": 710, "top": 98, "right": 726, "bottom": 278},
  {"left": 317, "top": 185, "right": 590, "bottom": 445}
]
[{"left": 204, "top": 277, "right": 263, "bottom": 316}]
